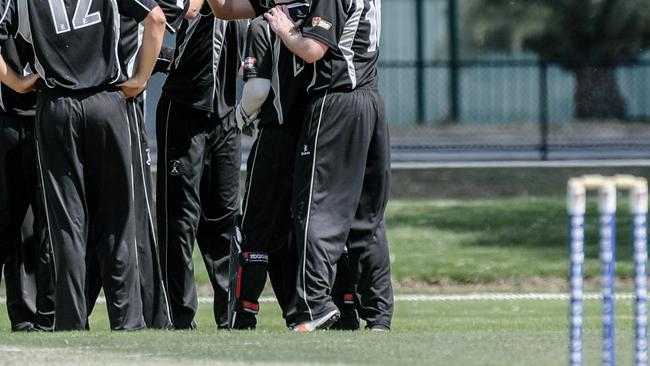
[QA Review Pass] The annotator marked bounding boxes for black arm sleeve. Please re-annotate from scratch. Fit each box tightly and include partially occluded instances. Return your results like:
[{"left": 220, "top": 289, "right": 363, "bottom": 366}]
[
  {"left": 243, "top": 18, "right": 272, "bottom": 81},
  {"left": 153, "top": 45, "right": 175, "bottom": 74},
  {"left": 119, "top": 0, "right": 159, "bottom": 22},
  {"left": 300, "top": 0, "right": 345, "bottom": 50},
  {"left": 0, "top": 0, "right": 18, "bottom": 43}
]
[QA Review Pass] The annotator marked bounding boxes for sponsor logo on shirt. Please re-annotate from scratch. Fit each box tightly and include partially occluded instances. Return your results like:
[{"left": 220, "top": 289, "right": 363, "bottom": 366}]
[
  {"left": 311, "top": 16, "right": 332, "bottom": 31},
  {"left": 244, "top": 57, "right": 257, "bottom": 70},
  {"left": 293, "top": 55, "right": 305, "bottom": 76}
]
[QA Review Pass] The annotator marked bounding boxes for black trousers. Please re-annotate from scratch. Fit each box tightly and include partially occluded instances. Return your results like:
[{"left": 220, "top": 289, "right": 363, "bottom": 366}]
[
  {"left": 233, "top": 124, "right": 300, "bottom": 328},
  {"left": 36, "top": 87, "right": 143, "bottom": 331},
  {"left": 156, "top": 95, "right": 240, "bottom": 329},
  {"left": 0, "top": 113, "right": 53, "bottom": 331},
  {"left": 292, "top": 89, "right": 394, "bottom": 326},
  {"left": 86, "top": 96, "right": 173, "bottom": 329}
]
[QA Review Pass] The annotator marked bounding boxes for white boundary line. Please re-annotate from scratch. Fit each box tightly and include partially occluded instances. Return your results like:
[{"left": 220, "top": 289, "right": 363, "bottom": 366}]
[
  {"left": 2, "top": 293, "right": 635, "bottom": 305},
  {"left": 153, "top": 159, "right": 650, "bottom": 174},
  {"left": 390, "top": 159, "right": 650, "bottom": 170}
]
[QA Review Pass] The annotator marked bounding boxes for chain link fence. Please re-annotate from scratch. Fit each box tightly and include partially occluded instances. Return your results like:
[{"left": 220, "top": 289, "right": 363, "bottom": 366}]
[
  {"left": 381, "top": 0, "right": 650, "bottom": 161},
  {"left": 145, "top": 0, "right": 650, "bottom": 163}
]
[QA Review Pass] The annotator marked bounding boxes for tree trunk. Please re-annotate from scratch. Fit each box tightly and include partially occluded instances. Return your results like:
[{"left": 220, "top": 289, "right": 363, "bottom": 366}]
[{"left": 573, "top": 66, "right": 626, "bottom": 120}]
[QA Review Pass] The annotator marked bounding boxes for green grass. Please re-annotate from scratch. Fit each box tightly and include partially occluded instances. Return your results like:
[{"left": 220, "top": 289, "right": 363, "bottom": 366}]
[
  {"left": 0, "top": 299, "right": 643, "bottom": 365},
  {"left": 190, "top": 196, "right": 635, "bottom": 287},
  {"left": 0, "top": 196, "right": 632, "bottom": 294},
  {"left": 385, "top": 196, "right": 639, "bottom": 284}
]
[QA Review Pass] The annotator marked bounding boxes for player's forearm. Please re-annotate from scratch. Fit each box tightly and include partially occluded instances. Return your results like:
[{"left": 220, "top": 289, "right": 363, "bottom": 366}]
[
  {"left": 264, "top": 9, "right": 328, "bottom": 63},
  {"left": 134, "top": 7, "right": 166, "bottom": 83},
  {"left": 206, "top": 0, "right": 255, "bottom": 20},
  {"left": 241, "top": 78, "right": 270, "bottom": 115},
  {"left": 0, "top": 55, "right": 36, "bottom": 93},
  {"left": 278, "top": 29, "right": 328, "bottom": 64}
]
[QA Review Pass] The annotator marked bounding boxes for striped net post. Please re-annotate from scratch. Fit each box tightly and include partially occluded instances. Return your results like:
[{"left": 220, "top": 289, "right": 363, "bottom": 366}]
[
  {"left": 568, "top": 179, "right": 587, "bottom": 366},
  {"left": 631, "top": 183, "right": 648, "bottom": 366},
  {"left": 599, "top": 182, "right": 617, "bottom": 366}
]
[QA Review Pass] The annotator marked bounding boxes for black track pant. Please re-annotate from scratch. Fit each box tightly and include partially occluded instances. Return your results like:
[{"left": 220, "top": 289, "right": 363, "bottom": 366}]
[
  {"left": 0, "top": 113, "right": 53, "bottom": 331},
  {"left": 292, "top": 89, "right": 394, "bottom": 324},
  {"left": 86, "top": 96, "right": 173, "bottom": 329},
  {"left": 156, "top": 95, "right": 240, "bottom": 329},
  {"left": 232, "top": 124, "right": 300, "bottom": 329},
  {"left": 36, "top": 88, "right": 143, "bottom": 331},
  {"left": 335, "top": 220, "right": 394, "bottom": 329}
]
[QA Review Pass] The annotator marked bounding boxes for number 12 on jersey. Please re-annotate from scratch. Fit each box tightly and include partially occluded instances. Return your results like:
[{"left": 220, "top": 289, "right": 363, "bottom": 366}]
[{"left": 48, "top": 0, "right": 102, "bottom": 34}]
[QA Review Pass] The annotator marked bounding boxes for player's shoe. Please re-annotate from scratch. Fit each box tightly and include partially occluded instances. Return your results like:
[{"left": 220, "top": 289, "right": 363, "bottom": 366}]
[
  {"left": 367, "top": 324, "right": 391, "bottom": 332},
  {"left": 292, "top": 309, "right": 341, "bottom": 333},
  {"left": 11, "top": 323, "right": 35, "bottom": 332},
  {"left": 330, "top": 308, "right": 360, "bottom": 330}
]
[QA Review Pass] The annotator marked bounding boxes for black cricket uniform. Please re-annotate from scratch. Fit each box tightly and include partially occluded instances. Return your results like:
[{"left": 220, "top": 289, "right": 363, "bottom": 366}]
[
  {"left": 0, "top": 0, "right": 161, "bottom": 331},
  {"left": 292, "top": 0, "right": 394, "bottom": 329},
  {"left": 0, "top": 34, "right": 53, "bottom": 331},
  {"left": 85, "top": 0, "right": 185, "bottom": 330},
  {"left": 156, "top": 5, "right": 244, "bottom": 329},
  {"left": 230, "top": 14, "right": 308, "bottom": 329}
]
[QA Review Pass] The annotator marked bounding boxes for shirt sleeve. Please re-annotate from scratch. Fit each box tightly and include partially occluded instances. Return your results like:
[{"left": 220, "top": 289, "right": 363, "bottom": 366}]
[
  {"left": 248, "top": 0, "right": 273, "bottom": 17},
  {"left": 0, "top": 0, "right": 18, "bottom": 43},
  {"left": 119, "top": 0, "right": 159, "bottom": 22},
  {"left": 300, "top": 0, "right": 345, "bottom": 50},
  {"left": 243, "top": 18, "right": 272, "bottom": 81},
  {"left": 155, "top": 0, "right": 188, "bottom": 32}
]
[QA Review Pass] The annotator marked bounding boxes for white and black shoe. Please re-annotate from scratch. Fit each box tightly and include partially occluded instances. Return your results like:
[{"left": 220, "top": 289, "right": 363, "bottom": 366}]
[{"left": 292, "top": 309, "right": 341, "bottom": 333}]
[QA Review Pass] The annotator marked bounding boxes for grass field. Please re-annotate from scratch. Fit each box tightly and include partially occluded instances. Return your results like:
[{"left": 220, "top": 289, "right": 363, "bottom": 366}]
[
  {"left": 1, "top": 197, "right": 645, "bottom": 364},
  {"left": 192, "top": 197, "right": 638, "bottom": 289},
  {"left": 385, "top": 196, "right": 639, "bottom": 285},
  {"left": 0, "top": 298, "right": 643, "bottom": 365},
  {"left": 0, "top": 196, "right": 636, "bottom": 293}
]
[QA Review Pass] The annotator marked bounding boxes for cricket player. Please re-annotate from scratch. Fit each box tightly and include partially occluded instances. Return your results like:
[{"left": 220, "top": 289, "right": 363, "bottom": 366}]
[
  {"left": 0, "top": 0, "right": 166, "bottom": 331},
  {"left": 206, "top": 0, "right": 394, "bottom": 332},
  {"left": 227, "top": 1, "right": 310, "bottom": 330},
  {"left": 156, "top": 0, "right": 244, "bottom": 329},
  {"left": 0, "top": 34, "right": 53, "bottom": 332},
  {"left": 264, "top": 0, "right": 394, "bottom": 332},
  {"left": 85, "top": 2, "right": 185, "bottom": 329}
]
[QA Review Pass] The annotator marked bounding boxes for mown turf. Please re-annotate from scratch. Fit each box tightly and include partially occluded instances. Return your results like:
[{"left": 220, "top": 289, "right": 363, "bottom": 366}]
[
  {"left": 386, "top": 196, "right": 639, "bottom": 284},
  {"left": 191, "top": 196, "right": 635, "bottom": 286},
  {"left": 0, "top": 196, "right": 634, "bottom": 294},
  {"left": 0, "top": 299, "right": 642, "bottom": 365}
]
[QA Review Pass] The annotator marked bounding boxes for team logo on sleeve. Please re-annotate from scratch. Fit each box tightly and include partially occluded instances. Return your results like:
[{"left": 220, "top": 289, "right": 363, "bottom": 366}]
[
  {"left": 311, "top": 17, "right": 332, "bottom": 30},
  {"left": 169, "top": 160, "right": 182, "bottom": 176},
  {"left": 244, "top": 57, "right": 257, "bottom": 70}
]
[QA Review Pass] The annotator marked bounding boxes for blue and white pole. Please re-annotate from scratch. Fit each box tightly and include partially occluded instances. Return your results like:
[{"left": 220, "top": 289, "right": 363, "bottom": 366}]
[
  {"left": 568, "top": 179, "right": 587, "bottom": 366},
  {"left": 630, "top": 182, "right": 648, "bottom": 366},
  {"left": 599, "top": 181, "right": 617, "bottom": 366}
]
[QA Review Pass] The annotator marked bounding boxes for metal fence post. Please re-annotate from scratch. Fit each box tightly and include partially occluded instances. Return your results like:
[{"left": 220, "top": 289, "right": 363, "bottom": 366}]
[
  {"left": 539, "top": 61, "right": 549, "bottom": 160},
  {"left": 415, "top": 0, "right": 425, "bottom": 125},
  {"left": 448, "top": 0, "right": 460, "bottom": 122}
]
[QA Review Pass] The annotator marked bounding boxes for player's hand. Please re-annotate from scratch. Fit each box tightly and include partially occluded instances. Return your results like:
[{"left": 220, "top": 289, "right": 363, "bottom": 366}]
[
  {"left": 118, "top": 76, "right": 147, "bottom": 99},
  {"left": 264, "top": 6, "right": 296, "bottom": 39},
  {"left": 15, "top": 73, "right": 39, "bottom": 94},
  {"left": 185, "top": 0, "right": 204, "bottom": 19},
  {"left": 235, "top": 103, "right": 258, "bottom": 137}
]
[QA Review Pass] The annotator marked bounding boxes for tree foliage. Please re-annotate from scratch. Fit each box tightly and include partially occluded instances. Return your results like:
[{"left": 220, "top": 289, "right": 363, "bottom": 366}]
[
  {"left": 461, "top": 0, "right": 650, "bottom": 119},
  {"left": 463, "top": 0, "right": 650, "bottom": 64}
]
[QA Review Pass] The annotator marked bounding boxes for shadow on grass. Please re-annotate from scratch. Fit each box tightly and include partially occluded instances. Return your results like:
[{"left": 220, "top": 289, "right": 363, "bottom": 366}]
[{"left": 386, "top": 196, "right": 635, "bottom": 265}]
